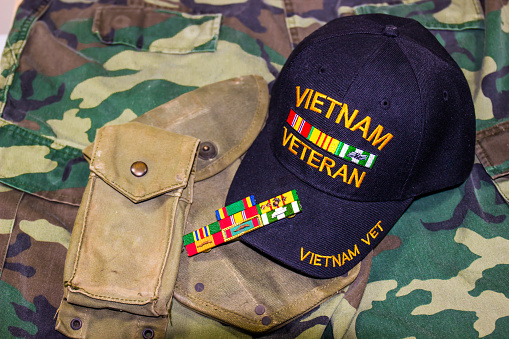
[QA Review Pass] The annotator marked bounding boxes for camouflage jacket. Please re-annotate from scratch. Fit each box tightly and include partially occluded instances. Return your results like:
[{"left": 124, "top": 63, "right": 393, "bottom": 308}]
[{"left": 1, "top": 0, "right": 508, "bottom": 338}]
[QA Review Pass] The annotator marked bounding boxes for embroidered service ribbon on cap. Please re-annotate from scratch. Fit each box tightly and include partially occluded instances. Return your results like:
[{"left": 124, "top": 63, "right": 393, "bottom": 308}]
[{"left": 288, "top": 109, "right": 377, "bottom": 168}]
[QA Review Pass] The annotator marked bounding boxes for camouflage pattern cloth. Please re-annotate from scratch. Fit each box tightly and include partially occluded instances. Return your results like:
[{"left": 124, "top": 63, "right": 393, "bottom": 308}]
[{"left": 0, "top": 0, "right": 508, "bottom": 338}]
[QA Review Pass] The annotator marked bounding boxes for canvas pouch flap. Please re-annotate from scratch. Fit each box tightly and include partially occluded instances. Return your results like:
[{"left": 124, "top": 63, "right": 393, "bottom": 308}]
[{"left": 87, "top": 122, "right": 197, "bottom": 203}]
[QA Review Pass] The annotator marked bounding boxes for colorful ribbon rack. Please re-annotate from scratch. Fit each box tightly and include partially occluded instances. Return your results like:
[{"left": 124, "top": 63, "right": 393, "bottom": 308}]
[{"left": 183, "top": 190, "right": 301, "bottom": 256}]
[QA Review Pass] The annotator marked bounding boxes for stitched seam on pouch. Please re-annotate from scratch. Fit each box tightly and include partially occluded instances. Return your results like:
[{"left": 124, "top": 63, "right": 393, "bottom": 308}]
[
  {"left": 177, "top": 263, "right": 358, "bottom": 325},
  {"left": 69, "top": 175, "right": 96, "bottom": 283},
  {"left": 270, "top": 269, "right": 356, "bottom": 319},
  {"left": 182, "top": 292, "right": 262, "bottom": 326},
  {"left": 475, "top": 141, "right": 493, "bottom": 168},
  {"left": 151, "top": 196, "right": 180, "bottom": 309},
  {"left": 68, "top": 288, "right": 157, "bottom": 303}
]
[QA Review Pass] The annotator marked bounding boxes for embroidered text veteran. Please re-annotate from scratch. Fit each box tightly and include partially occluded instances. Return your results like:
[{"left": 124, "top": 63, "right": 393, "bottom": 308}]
[{"left": 281, "top": 87, "right": 395, "bottom": 188}]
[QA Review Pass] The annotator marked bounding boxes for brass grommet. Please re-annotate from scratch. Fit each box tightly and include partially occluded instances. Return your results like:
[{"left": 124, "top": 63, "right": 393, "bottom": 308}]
[
  {"left": 70, "top": 318, "right": 82, "bottom": 330},
  {"left": 198, "top": 142, "right": 217, "bottom": 160},
  {"left": 142, "top": 328, "right": 154, "bottom": 339}
]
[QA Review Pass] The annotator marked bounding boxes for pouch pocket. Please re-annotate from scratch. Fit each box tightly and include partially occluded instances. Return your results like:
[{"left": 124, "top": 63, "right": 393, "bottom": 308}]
[
  {"left": 93, "top": 6, "right": 221, "bottom": 54},
  {"left": 62, "top": 121, "right": 199, "bottom": 317}
]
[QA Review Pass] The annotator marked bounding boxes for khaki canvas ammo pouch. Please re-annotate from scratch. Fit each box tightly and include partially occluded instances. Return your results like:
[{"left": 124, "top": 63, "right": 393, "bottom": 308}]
[{"left": 56, "top": 122, "right": 199, "bottom": 338}]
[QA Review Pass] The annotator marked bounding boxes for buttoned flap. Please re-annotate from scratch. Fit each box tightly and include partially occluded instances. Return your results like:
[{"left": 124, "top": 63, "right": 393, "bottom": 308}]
[
  {"left": 133, "top": 75, "right": 269, "bottom": 181},
  {"left": 93, "top": 6, "right": 221, "bottom": 54},
  {"left": 89, "top": 122, "right": 199, "bottom": 203}
]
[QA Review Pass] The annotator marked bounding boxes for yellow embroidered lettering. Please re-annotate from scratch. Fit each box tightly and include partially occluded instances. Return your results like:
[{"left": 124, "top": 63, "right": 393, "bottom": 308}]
[
  {"left": 307, "top": 149, "right": 322, "bottom": 169},
  {"left": 284, "top": 133, "right": 366, "bottom": 189},
  {"left": 319, "top": 156, "right": 335, "bottom": 176},
  {"left": 369, "top": 228, "right": 379, "bottom": 239},
  {"left": 296, "top": 86, "right": 310, "bottom": 108},
  {"left": 350, "top": 116, "right": 371, "bottom": 139},
  {"left": 314, "top": 254, "right": 326, "bottom": 266},
  {"left": 301, "top": 246, "right": 360, "bottom": 269},
  {"left": 348, "top": 244, "right": 360, "bottom": 259},
  {"left": 288, "top": 134, "right": 300, "bottom": 156},
  {"left": 296, "top": 87, "right": 394, "bottom": 150},
  {"left": 325, "top": 97, "right": 341, "bottom": 119},
  {"left": 332, "top": 254, "right": 342, "bottom": 267},
  {"left": 305, "top": 89, "right": 314, "bottom": 109},
  {"left": 332, "top": 164, "right": 348, "bottom": 182},
  {"left": 348, "top": 168, "right": 366, "bottom": 188},
  {"left": 282, "top": 126, "right": 292, "bottom": 146},
  {"left": 367, "top": 125, "right": 393, "bottom": 150},
  {"left": 301, "top": 247, "right": 313, "bottom": 261},
  {"left": 335, "top": 103, "right": 358, "bottom": 128},
  {"left": 310, "top": 91, "right": 327, "bottom": 113},
  {"left": 361, "top": 234, "right": 371, "bottom": 245},
  {"left": 297, "top": 139, "right": 311, "bottom": 161},
  {"left": 342, "top": 251, "right": 351, "bottom": 263},
  {"left": 361, "top": 222, "right": 384, "bottom": 245}
]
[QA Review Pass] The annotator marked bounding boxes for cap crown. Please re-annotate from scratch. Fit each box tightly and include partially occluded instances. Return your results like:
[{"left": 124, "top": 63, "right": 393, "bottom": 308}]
[{"left": 270, "top": 14, "right": 475, "bottom": 202}]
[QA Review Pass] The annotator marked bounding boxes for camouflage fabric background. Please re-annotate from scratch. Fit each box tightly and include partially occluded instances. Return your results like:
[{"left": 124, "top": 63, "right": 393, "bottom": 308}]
[{"left": 0, "top": 0, "right": 508, "bottom": 338}]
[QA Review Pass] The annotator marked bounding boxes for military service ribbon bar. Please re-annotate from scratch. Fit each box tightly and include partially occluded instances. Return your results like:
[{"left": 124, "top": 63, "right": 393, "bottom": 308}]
[
  {"left": 215, "top": 195, "right": 255, "bottom": 220},
  {"left": 287, "top": 109, "right": 377, "bottom": 169},
  {"left": 183, "top": 190, "right": 301, "bottom": 256}
]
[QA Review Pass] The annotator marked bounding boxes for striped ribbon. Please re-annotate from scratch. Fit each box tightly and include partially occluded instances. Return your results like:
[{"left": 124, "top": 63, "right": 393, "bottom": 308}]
[
  {"left": 287, "top": 109, "right": 377, "bottom": 169},
  {"left": 183, "top": 190, "right": 301, "bottom": 256},
  {"left": 215, "top": 195, "right": 256, "bottom": 220}
]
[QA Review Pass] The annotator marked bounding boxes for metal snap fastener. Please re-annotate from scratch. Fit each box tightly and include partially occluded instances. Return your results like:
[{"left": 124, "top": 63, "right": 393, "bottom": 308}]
[
  {"left": 142, "top": 328, "right": 154, "bottom": 339},
  {"left": 198, "top": 142, "right": 217, "bottom": 160},
  {"left": 261, "top": 316, "right": 272, "bottom": 326},
  {"left": 131, "top": 161, "right": 148, "bottom": 177},
  {"left": 255, "top": 305, "right": 265, "bottom": 315},
  {"left": 70, "top": 318, "right": 82, "bottom": 330},
  {"left": 195, "top": 283, "right": 205, "bottom": 292}
]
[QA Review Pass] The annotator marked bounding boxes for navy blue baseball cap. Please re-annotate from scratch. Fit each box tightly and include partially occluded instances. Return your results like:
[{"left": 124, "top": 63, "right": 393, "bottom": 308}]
[{"left": 226, "top": 14, "right": 475, "bottom": 278}]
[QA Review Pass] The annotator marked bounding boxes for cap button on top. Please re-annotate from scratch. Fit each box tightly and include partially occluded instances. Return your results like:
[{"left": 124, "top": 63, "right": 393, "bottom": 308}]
[
  {"left": 383, "top": 25, "right": 399, "bottom": 37},
  {"left": 131, "top": 161, "right": 148, "bottom": 177}
]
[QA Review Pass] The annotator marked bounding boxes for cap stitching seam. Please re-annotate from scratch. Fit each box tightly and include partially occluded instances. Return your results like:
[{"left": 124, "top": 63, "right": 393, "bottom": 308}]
[
  {"left": 397, "top": 22, "right": 458, "bottom": 67},
  {"left": 394, "top": 40, "right": 426, "bottom": 199}
]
